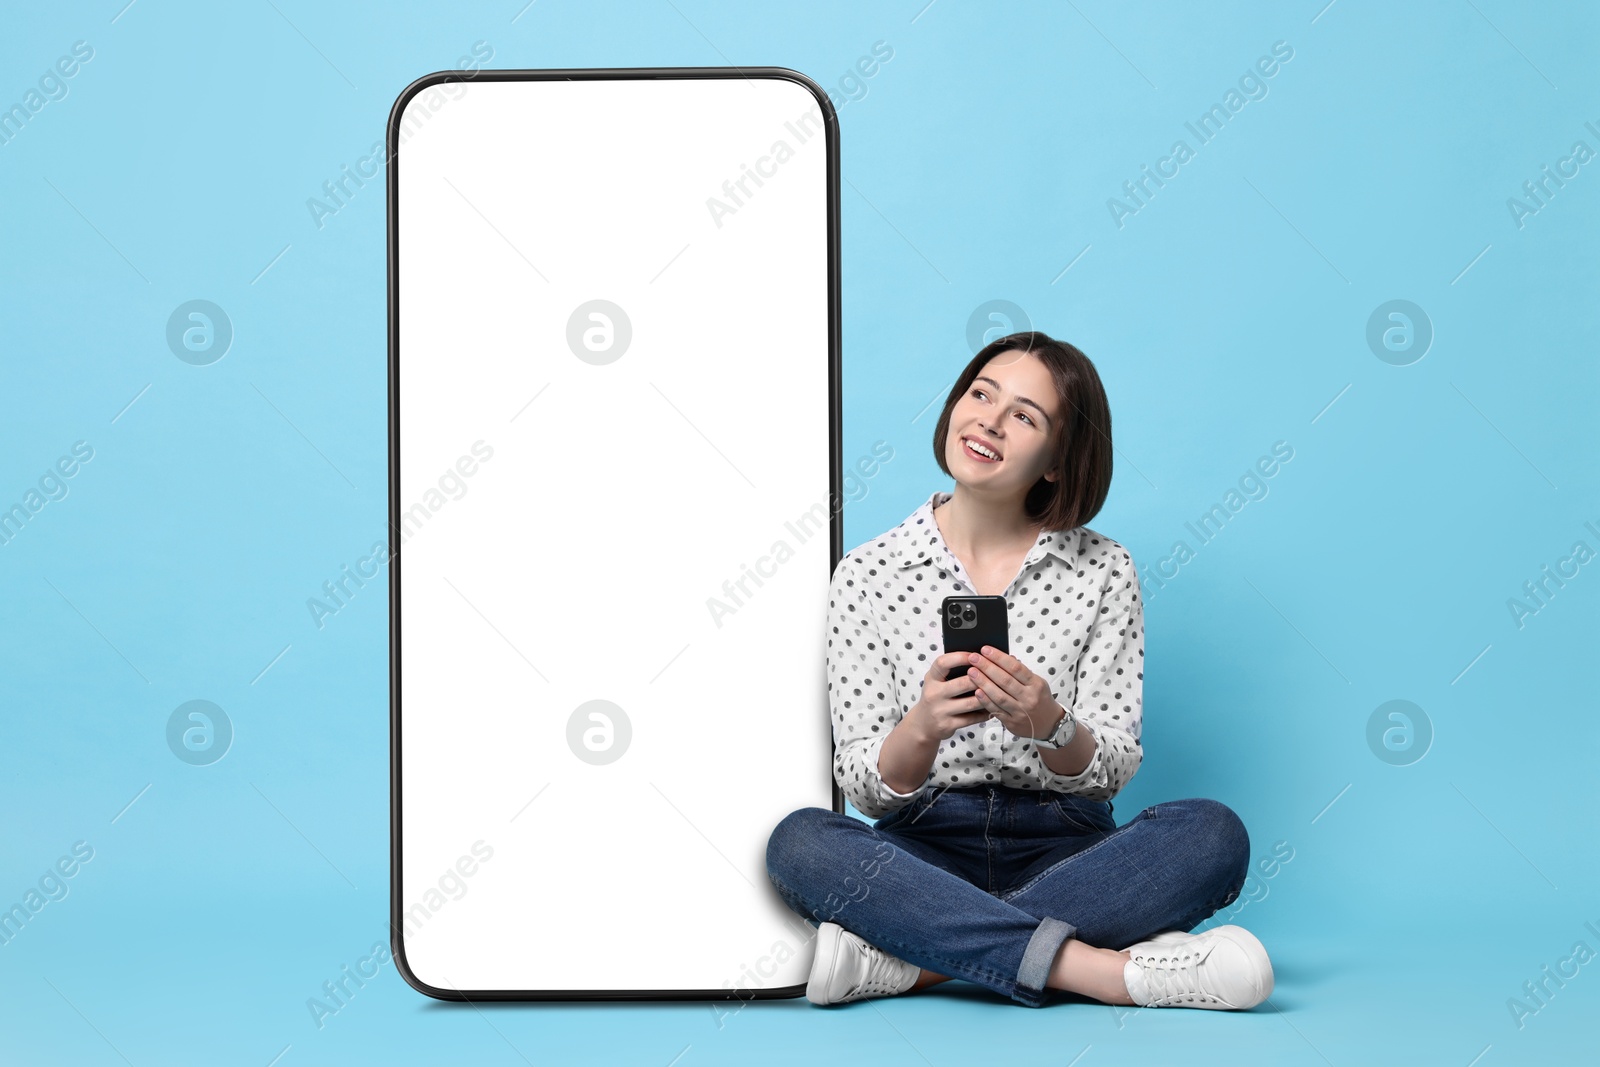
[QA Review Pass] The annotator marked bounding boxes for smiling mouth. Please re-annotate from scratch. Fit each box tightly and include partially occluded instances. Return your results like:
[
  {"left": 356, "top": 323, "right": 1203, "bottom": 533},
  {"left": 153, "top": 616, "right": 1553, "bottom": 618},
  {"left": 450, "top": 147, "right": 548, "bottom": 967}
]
[{"left": 962, "top": 437, "right": 1001, "bottom": 462}]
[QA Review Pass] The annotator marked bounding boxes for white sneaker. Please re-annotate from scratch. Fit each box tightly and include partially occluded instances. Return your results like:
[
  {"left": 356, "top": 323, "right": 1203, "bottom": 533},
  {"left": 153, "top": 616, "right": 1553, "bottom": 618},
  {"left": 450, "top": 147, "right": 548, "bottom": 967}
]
[
  {"left": 1121, "top": 925, "right": 1273, "bottom": 1009},
  {"left": 806, "top": 921, "right": 921, "bottom": 1006},
  {"left": 1139, "top": 928, "right": 1194, "bottom": 946}
]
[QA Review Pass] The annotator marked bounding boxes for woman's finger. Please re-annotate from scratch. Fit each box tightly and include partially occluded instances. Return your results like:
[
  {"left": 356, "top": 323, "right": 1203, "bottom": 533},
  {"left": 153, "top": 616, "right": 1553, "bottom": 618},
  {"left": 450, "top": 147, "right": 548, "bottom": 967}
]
[
  {"left": 971, "top": 651, "right": 1024, "bottom": 700},
  {"left": 971, "top": 672, "right": 1011, "bottom": 713}
]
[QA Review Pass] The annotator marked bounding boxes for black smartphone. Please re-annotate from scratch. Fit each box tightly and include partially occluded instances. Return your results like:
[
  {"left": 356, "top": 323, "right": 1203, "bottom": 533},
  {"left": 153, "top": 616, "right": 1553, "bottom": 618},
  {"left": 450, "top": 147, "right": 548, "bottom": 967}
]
[{"left": 939, "top": 595, "right": 1010, "bottom": 693}]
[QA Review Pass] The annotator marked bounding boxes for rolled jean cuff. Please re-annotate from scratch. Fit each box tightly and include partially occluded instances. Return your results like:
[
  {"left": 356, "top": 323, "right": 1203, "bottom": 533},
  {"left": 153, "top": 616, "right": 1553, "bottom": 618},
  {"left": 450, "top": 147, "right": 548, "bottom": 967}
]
[{"left": 1014, "top": 916, "right": 1076, "bottom": 1007}]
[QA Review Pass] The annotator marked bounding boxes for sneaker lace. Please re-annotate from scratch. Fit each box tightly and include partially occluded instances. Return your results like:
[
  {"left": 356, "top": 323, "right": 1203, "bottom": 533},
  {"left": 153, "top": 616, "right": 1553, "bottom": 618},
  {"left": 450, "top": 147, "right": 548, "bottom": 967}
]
[
  {"left": 1137, "top": 943, "right": 1219, "bottom": 1006},
  {"left": 856, "top": 946, "right": 913, "bottom": 997}
]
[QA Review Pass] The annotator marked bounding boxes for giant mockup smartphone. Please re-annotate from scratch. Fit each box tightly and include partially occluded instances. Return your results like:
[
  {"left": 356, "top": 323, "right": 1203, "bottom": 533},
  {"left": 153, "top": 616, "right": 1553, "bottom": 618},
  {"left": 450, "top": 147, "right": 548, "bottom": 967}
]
[{"left": 389, "top": 67, "right": 839, "bottom": 1000}]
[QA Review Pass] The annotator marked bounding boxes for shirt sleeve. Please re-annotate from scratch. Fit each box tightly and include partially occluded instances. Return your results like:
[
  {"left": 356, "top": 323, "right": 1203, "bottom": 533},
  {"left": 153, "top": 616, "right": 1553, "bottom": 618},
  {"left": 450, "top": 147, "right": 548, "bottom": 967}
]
[
  {"left": 1028, "top": 547, "right": 1145, "bottom": 802},
  {"left": 826, "top": 554, "right": 929, "bottom": 819}
]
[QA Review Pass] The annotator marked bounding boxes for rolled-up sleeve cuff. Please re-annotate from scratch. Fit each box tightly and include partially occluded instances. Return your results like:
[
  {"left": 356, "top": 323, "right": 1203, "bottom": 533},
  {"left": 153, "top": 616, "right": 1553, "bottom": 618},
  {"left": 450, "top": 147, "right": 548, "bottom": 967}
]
[
  {"left": 1037, "top": 722, "right": 1107, "bottom": 794},
  {"left": 863, "top": 733, "right": 928, "bottom": 810}
]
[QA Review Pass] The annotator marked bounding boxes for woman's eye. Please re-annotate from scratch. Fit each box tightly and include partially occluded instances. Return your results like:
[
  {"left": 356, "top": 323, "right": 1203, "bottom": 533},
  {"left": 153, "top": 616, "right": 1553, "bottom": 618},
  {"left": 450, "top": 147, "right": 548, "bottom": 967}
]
[{"left": 972, "top": 389, "right": 1033, "bottom": 426}]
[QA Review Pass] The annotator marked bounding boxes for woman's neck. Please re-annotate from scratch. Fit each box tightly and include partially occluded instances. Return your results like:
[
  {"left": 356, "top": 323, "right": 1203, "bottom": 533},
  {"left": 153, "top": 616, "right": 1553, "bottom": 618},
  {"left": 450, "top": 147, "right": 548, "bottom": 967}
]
[{"left": 934, "top": 488, "right": 1041, "bottom": 561}]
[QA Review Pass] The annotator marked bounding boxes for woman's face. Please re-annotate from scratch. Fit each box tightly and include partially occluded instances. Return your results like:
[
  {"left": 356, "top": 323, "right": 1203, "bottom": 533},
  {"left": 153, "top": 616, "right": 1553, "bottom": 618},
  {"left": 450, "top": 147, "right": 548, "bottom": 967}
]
[{"left": 945, "top": 350, "right": 1061, "bottom": 494}]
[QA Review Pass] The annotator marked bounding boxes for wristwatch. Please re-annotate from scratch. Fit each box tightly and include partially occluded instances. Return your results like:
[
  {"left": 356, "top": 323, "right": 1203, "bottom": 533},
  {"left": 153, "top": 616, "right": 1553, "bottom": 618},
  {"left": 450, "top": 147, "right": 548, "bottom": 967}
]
[{"left": 1033, "top": 705, "right": 1078, "bottom": 750}]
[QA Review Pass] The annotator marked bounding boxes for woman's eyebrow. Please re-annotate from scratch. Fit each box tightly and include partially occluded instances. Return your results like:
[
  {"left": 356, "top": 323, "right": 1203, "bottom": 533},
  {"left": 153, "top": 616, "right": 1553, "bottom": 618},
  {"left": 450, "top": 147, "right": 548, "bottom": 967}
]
[{"left": 974, "top": 376, "right": 1053, "bottom": 428}]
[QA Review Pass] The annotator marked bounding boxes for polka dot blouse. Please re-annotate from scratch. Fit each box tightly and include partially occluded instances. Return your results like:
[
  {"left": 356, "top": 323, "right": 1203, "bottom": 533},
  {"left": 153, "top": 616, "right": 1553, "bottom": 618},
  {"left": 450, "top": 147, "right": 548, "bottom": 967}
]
[{"left": 827, "top": 489, "right": 1145, "bottom": 819}]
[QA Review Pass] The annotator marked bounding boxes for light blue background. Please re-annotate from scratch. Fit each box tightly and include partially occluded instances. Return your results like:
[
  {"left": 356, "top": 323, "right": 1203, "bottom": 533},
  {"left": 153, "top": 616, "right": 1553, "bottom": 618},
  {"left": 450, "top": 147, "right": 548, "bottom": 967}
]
[{"left": 2, "top": 1, "right": 1596, "bottom": 1064}]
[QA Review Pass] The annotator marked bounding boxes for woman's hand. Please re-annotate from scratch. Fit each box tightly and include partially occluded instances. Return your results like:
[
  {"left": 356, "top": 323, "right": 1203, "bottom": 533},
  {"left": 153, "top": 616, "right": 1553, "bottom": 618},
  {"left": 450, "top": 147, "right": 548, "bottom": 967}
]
[
  {"left": 906, "top": 652, "right": 994, "bottom": 743},
  {"left": 963, "top": 645, "right": 1066, "bottom": 741}
]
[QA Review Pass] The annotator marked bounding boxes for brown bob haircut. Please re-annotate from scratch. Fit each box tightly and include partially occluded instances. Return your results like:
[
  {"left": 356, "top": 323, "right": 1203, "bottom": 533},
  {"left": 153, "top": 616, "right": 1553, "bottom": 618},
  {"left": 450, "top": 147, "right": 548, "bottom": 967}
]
[{"left": 932, "top": 331, "right": 1114, "bottom": 533}]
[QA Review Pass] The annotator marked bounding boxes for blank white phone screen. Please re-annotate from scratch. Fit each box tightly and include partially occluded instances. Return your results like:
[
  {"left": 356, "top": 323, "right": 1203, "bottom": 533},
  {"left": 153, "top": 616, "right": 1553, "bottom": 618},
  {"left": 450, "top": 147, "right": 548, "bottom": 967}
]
[{"left": 391, "top": 70, "right": 837, "bottom": 997}]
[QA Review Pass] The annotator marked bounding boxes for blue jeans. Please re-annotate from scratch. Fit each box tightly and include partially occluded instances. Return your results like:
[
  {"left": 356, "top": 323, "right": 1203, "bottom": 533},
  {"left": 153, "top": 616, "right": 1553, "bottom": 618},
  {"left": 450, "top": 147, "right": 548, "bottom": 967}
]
[{"left": 765, "top": 784, "right": 1250, "bottom": 1007}]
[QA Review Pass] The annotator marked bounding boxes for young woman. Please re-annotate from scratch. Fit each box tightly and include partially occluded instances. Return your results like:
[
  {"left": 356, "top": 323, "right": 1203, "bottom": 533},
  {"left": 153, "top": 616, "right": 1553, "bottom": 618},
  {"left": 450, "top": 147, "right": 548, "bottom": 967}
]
[{"left": 765, "top": 332, "right": 1273, "bottom": 1010}]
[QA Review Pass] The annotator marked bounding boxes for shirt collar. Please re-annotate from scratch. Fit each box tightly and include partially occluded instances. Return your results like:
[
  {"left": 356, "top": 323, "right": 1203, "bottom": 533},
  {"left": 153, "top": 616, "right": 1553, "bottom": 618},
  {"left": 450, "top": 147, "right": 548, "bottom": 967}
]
[{"left": 890, "top": 489, "right": 1081, "bottom": 575}]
